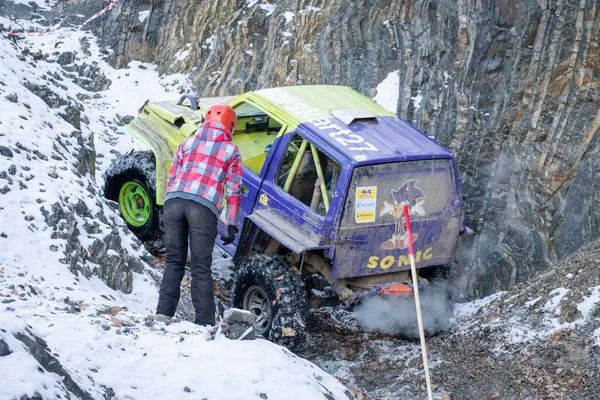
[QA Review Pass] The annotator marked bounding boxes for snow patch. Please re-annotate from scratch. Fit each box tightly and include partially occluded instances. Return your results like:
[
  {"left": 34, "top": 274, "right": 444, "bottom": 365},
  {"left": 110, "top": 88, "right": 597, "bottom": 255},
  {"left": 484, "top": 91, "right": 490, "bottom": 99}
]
[
  {"left": 544, "top": 287, "right": 570, "bottom": 314},
  {"left": 211, "top": 248, "right": 234, "bottom": 282},
  {"left": 0, "top": 322, "right": 77, "bottom": 399},
  {"left": 411, "top": 91, "right": 423, "bottom": 111},
  {"left": 203, "top": 34, "right": 217, "bottom": 50},
  {"left": 302, "top": 6, "right": 322, "bottom": 13},
  {"left": 174, "top": 48, "right": 191, "bottom": 62},
  {"left": 504, "top": 319, "right": 542, "bottom": 345},
  {"left": 137, "top": 10, "right": 150, "bottom": 23},
  {"left": 577, "top": 286, "right": 600, "bottom": 317},
  {"left": 373, "top": 70, "right": 400, "bottom": 113},
  {"left": 455, "top": 292, "right": 505, "bottom": 319},
  {"left": 443, "top": 70, "right": 453, "bottom": 88},
  {"left": 283, "top": 11, "right": 295, "bottom": 24},
  {"left": 259, "top": 2, "right": 277, "bottom": 16},
  {"left": 524, "top": 296, "right": 542, "bottom": 307}
]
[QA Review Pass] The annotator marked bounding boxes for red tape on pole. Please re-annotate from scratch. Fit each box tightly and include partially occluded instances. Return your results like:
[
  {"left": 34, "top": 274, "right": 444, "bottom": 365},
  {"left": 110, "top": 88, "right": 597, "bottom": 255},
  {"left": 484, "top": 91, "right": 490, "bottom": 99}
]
[{"left": 403, "top": 204, "right": 415, "bottom": 256}]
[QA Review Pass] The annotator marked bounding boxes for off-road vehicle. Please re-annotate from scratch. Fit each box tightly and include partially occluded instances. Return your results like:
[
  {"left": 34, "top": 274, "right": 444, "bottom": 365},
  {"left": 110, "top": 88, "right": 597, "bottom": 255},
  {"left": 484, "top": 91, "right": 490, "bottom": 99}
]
[{"left": 104, "top": 85, "right": 466, "bottom": 349}]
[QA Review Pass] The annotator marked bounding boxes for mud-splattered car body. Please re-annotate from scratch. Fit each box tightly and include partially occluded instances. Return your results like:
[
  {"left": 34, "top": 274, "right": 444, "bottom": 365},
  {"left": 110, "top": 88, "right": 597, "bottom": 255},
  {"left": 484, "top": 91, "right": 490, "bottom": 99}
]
[{"left": 115, "top": 85, "right": 465, "bottom": 305}]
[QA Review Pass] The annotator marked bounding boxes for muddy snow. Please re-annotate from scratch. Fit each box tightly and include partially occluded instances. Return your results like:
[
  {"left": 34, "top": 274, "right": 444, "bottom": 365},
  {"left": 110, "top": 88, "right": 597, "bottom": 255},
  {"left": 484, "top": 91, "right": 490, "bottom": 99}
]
[{"left": 300, "top": 242, "right": 600, "bottom": 399}]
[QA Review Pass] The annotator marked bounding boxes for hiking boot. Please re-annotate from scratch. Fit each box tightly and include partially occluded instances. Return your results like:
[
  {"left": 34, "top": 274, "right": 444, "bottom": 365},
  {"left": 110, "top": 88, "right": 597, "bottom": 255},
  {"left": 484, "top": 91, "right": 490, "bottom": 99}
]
[{"left": 148, "top": 314, "right": 172, "bottom": 322}]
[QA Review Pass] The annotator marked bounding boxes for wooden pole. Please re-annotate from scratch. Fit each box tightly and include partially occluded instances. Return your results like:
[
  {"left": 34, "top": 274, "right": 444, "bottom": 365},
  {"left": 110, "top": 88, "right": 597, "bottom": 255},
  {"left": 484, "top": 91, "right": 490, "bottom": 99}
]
[{"left": 403, "top": 204, "right": 433, "bottom": 400}]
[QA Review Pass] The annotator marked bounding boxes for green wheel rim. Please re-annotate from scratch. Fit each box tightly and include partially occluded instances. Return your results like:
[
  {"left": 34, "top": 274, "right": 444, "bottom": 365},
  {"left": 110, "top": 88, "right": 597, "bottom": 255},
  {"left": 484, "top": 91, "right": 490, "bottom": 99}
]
[{"left": 118, "top": 181, "right": 151, "bottom": 227}]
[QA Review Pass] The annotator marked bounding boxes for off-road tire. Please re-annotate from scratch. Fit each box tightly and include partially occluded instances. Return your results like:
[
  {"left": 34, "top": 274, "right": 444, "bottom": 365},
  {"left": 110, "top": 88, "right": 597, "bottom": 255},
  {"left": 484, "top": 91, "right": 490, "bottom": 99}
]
[
  {"left": 103, "top": 151, "right": 164, "bottom": 253},
  {"left": 231, "top": 254, "right": 308, "bottom": 351}
]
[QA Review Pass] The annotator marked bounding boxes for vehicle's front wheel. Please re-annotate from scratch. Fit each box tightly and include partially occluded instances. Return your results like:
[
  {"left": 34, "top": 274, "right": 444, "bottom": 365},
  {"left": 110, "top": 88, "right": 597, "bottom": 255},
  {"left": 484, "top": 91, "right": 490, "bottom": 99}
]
[
  {"left": 231, "top": 254, "right": 308, "bottom": 351},
  {"left": 103, "top": 151, "right": 164, "bottom": 253}
]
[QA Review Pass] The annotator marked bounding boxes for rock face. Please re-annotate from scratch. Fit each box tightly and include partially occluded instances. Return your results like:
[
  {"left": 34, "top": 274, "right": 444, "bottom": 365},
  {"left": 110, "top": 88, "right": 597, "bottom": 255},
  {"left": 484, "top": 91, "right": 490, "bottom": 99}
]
[
  {"left": 0, "top": 34, "right": 150, "bottom": 294},
  {"left": 40, "top": 198, "right": 148, "bottom": 294},
  {"left": 83, "top": 0, "right": 600, "bottom": 298}
]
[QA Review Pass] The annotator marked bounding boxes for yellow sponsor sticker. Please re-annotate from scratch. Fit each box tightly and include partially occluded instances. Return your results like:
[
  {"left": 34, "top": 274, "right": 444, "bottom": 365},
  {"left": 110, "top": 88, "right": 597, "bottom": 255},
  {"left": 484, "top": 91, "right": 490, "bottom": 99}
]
[
  {"left": 355, "top": 186, "right": 377, "bottom": 223},
  {"left": 259, "top": 193, "right": 269, "bottom": 206}
]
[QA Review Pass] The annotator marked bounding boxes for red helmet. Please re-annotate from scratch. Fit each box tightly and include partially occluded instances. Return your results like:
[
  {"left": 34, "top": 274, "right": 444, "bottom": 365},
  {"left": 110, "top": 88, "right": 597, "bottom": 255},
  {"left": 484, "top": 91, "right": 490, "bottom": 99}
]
[{"left": 205, "top": 104, "right": 237, "bottom": 133}]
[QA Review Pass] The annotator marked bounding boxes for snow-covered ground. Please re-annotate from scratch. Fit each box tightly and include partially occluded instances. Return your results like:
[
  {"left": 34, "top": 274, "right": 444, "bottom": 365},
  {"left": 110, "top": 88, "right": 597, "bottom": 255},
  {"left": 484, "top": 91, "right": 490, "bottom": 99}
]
[{"left": 0, "top": 16, "right": 351, "bottom": 400}]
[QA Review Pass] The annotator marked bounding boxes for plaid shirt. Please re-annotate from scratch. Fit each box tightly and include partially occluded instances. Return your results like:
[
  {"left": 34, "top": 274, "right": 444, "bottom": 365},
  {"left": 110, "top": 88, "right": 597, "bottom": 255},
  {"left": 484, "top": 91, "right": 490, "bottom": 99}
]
[{"left": 166, "top": 120, "right": 242, "bottom": 226}]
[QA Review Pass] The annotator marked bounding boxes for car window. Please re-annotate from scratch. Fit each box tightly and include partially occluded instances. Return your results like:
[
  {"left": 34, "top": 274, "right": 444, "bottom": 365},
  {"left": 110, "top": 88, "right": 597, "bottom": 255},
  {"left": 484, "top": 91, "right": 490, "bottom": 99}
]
[
  {"left": 341, "top": 159, "right": 455, "bottom": 227},
  {"left": 231, "top": 102, "right": 284, "bottom": 175},
  {"left": 275, "top": 133, "right": 341, "bottom": 217}
]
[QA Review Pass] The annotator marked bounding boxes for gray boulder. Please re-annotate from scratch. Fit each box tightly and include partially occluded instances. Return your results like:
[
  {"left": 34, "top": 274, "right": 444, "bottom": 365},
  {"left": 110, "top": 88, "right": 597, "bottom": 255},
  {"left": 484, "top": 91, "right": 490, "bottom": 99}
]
[
  {"left": 0, "top": 338, "right": 12, "bottom": 356},
  {"left": 224, "top": 308, "right": 256, "bottom": 326},
  {"left": 212, "top": 308, "right": 257, "bottom": 341}
]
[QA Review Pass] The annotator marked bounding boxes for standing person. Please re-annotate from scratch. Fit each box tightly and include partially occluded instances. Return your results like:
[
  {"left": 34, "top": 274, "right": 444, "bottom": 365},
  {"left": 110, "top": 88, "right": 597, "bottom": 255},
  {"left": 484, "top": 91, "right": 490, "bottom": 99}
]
[{"left": 156, "top": 104, "right": 242, "bottom": 326}]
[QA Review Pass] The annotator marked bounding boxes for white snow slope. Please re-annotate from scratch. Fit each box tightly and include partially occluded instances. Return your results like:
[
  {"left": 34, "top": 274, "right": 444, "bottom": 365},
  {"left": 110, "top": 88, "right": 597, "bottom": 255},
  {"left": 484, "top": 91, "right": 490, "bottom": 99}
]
[{"left": 0, "top": 18, "right": 351, "bottom": 400}]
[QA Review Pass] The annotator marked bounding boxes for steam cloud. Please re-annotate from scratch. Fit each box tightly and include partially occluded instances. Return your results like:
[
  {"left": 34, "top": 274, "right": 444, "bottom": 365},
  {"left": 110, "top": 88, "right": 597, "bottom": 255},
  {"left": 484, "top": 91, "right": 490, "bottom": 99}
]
[{"left": 354, "top": 286, "right": 453, "bottom": 338}]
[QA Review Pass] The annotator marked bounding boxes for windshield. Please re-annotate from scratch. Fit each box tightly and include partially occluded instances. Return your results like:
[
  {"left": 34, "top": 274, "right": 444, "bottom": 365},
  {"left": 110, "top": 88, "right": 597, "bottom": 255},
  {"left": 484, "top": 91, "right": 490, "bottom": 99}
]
[{"left": 341, "top": 159, "right": 456, "bottom": 227}]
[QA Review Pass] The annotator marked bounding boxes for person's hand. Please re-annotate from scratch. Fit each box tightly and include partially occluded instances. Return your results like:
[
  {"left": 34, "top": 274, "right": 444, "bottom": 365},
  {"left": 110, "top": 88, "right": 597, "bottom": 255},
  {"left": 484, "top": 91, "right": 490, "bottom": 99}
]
[{"left": 221, "top": 225, "right": 238, "bottom": 245}]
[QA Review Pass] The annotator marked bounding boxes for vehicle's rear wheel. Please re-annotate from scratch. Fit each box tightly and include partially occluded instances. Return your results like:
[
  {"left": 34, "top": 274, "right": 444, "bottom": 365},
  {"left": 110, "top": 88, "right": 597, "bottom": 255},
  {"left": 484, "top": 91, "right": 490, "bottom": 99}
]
[
  {"left": 231, "top": 254, "right": 308, "bottom": 351},
  {"left": 103, "top": 151, "right": 164, "bottom": 253}
]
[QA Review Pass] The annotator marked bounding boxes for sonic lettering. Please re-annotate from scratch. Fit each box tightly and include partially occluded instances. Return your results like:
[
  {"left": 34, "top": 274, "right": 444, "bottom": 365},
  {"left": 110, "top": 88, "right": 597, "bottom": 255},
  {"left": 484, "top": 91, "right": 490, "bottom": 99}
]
[{"left": 366, "top": 247, "right": 434, "bottom": 270}]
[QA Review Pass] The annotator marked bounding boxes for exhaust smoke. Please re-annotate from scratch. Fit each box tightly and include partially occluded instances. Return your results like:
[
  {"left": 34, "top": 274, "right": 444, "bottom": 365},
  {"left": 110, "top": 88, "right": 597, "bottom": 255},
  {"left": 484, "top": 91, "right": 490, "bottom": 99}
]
[{"left": 354, "top": 286, "right": 453, "bottom": 338}]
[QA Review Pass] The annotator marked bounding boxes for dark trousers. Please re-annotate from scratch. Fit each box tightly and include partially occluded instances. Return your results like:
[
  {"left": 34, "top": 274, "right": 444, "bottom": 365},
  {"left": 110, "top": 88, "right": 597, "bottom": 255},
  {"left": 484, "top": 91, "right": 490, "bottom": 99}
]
[{"left": 156, "top": 198, "right": 217, "bottom": 325}]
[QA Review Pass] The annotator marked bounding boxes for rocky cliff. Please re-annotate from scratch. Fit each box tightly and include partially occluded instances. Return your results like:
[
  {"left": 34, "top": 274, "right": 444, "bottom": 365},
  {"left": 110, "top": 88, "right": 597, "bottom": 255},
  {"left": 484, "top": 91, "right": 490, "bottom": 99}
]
[{"left": 74, "top": 0, "right": 600, "bottom": 299}]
